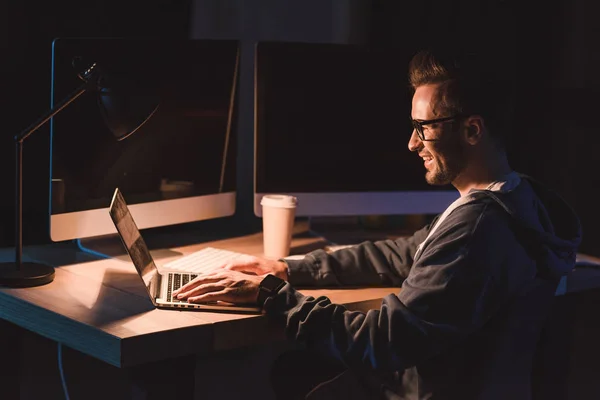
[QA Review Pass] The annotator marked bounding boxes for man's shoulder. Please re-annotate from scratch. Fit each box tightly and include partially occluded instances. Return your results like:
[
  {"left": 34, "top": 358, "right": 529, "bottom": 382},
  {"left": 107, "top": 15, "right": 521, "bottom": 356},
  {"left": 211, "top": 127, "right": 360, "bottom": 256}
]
[
  {"left": 440, "top": 194, "right": 509, "bottom": 233},
  {"left": 419, "top": 195, "right": 514, "bottom": 260}
]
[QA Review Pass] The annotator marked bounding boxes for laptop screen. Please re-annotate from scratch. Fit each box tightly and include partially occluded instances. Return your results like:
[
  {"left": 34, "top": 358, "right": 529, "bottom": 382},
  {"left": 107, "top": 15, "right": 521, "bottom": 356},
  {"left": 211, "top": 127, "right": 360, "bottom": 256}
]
[{"left": 109, "top": 188, "right": 160, "bottom": 304}]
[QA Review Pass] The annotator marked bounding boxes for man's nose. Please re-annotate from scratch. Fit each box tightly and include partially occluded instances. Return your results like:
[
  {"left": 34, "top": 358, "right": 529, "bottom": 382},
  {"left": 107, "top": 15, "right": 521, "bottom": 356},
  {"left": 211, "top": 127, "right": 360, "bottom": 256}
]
[{"left": 408, "top": 129, "right": 422, "bottom": 152}]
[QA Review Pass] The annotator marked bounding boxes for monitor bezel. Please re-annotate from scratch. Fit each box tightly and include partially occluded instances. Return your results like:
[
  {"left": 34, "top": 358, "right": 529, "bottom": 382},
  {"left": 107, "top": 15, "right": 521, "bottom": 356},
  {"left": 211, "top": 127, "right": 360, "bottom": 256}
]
[{"left": 253, "top": 191, "right": 457, "bottom": 217}]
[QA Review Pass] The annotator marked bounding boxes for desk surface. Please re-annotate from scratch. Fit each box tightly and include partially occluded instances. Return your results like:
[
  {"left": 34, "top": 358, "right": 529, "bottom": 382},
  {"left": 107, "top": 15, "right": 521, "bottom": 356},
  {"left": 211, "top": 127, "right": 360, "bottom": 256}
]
[
  {"left": 0, "top": 223, "right": 397, "bottom": 368},
  {"left": 1, "top": 223, "right": 599, "bottom": 369}
]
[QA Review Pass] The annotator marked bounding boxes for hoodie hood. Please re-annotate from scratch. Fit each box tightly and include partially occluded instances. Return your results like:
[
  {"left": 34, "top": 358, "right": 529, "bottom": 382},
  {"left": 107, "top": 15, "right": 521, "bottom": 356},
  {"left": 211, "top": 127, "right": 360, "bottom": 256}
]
[{"left": 476, "top": 174, "right": 582, "bottom": 280}]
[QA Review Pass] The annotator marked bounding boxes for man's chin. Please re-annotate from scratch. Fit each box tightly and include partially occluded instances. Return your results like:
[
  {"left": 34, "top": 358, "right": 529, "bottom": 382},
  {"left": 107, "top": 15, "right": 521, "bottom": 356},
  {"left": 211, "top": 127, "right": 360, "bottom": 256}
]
[{"left": 425, "top": 171, "right": 452, "bottom": 186}]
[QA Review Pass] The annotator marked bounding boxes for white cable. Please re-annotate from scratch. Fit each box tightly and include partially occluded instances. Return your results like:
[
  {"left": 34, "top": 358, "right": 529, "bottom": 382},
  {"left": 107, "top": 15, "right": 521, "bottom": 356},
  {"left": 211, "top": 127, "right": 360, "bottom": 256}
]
[{"left": 57, "top": 343, "right": 71, "bottom": 400}]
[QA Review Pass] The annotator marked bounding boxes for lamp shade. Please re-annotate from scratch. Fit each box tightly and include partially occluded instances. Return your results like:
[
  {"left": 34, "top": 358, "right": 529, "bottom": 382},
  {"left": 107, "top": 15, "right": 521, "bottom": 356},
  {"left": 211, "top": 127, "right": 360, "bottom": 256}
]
[{"left": 95, "top": 71, "right": 160, "bottom": 141}]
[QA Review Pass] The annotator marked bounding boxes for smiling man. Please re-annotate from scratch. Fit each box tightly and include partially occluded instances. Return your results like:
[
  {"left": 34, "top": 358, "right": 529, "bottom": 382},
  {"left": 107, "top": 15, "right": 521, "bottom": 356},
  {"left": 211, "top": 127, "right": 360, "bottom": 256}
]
[{"left": 174, "top": 48, "right": 581, "bottom": 400}]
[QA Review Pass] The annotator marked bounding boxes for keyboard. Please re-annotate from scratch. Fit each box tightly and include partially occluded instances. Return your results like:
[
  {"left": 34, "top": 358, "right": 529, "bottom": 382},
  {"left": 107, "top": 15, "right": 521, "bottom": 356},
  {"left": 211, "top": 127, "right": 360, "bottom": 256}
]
[
  {"left": 162, "top": 247, "right": 246, "bottom": 275},
  {"left": 166, "top": 272, "right": 198, "bottom": 302}
]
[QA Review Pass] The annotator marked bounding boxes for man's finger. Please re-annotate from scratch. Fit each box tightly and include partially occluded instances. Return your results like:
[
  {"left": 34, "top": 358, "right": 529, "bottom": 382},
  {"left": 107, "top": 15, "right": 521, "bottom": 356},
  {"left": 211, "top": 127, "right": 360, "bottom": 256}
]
[
  {"left": 188, "top": 290, "right": 229, "bottom": 304},
  {"left": 177, "top": 282, "right": 223, "bottom": 300},
  {"left": 174, "top": 276, "right": 221, "bottom": 296}
]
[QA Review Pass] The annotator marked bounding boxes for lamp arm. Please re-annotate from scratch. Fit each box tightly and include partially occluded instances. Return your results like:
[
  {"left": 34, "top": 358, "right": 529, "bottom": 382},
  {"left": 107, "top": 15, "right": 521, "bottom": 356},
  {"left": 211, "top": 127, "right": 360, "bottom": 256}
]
[
  {"left": 16, "top": 79, "right": 95, "bottom": 143},
  {"left": 14, "top": 78, "right": 95, "bottom": 267}
]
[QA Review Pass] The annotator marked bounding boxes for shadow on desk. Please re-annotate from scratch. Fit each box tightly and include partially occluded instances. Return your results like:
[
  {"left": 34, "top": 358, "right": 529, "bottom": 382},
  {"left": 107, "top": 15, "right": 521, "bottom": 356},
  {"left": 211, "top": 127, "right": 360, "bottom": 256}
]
[
  {"left": 95, "top": 268, "right": 156, "bottom": 313},
  {"left": 52, "top": 267, "right": 155, "bottom": 329},
  {"left": 289, "top": 237, "right": 330, "bottom": 256}
]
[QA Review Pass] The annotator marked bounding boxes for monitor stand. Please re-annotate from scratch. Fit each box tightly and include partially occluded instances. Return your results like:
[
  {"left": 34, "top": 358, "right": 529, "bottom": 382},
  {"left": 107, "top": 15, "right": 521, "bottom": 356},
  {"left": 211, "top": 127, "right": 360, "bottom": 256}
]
[
  {"left": 76, "top": 230, "right": 199, "bottom": 260},
  {"left": 76, "top": 234, "right": 128, "bottom": 259},
  {"left": 307, "top": 215, "right": 425, "bottom": 245}
]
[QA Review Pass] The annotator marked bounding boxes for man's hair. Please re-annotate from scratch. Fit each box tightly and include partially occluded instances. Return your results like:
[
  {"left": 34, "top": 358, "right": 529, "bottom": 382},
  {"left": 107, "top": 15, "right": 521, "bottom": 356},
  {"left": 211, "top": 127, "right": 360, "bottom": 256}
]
[{"left": 408, "top": 47, "right": 515, "bottom": 147}]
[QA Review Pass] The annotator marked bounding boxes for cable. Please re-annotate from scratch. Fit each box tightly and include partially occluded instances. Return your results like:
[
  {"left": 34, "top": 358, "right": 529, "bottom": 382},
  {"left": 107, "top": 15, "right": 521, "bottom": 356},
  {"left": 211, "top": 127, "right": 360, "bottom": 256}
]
[{"left": 57, "top": 343, "right": 71, "bottom": 400}]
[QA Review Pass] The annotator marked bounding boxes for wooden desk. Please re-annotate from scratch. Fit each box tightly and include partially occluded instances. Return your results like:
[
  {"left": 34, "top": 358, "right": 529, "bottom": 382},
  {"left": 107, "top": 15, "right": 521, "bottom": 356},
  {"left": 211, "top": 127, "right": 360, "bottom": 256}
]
[
  {"left": 1, "top": 224, "right": 599, "bottom": 399},
  {"left": 0, "top": 224, "right": 397, "bottom": 399}
]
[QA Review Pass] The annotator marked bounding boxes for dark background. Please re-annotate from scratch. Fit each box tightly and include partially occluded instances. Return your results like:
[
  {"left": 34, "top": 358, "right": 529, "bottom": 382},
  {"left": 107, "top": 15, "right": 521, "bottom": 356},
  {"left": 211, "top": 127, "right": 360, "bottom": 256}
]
[{"left": 1, "top": 0, "right": 600, "bottom": 255}]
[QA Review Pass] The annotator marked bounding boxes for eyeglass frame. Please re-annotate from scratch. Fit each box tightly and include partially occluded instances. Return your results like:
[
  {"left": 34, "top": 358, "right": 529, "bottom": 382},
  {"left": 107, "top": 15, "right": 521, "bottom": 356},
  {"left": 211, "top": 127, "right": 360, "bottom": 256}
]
[{"left": 411, "top": 115, "right": 463, "bottom": 141}]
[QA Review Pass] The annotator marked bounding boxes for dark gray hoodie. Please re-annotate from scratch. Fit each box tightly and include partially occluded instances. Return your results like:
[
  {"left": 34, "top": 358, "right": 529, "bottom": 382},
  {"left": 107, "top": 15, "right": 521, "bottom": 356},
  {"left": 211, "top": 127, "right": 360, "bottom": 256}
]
[{"left": 264, "top": 175, "right": 581, "bottom": 400}]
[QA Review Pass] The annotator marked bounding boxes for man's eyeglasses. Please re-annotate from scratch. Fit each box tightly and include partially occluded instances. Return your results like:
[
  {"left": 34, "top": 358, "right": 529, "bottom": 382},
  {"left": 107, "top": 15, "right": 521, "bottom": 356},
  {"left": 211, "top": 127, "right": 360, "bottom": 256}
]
[{"left": 411, "top": 115, "right": 461, "bottom": 141}]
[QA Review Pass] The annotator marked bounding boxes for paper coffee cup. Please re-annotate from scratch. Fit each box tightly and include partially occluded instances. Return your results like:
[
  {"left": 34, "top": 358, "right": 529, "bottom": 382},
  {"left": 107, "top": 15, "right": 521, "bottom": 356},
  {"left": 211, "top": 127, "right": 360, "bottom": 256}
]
[{"left": 261, "top": 195, "right": 298, "bottom": 259}]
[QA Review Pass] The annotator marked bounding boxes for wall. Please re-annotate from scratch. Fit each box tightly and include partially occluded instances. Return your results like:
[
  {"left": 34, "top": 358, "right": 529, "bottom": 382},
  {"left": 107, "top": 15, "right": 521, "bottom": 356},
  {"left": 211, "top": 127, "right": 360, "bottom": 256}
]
[{"left": 1, "top": 1, "right": 599, "bottom": 253}]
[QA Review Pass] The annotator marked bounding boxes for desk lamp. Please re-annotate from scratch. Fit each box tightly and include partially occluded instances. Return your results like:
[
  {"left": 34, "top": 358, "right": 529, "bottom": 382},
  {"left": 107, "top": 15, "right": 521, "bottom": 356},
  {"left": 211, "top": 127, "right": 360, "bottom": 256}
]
[{"left": 0, "top": 58, "right": 160, "bottom": 288}]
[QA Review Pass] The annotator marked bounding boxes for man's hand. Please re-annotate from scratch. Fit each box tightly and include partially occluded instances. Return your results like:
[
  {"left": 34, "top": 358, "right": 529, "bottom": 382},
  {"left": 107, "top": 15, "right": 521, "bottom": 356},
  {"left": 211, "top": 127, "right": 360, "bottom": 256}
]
[
  {"left": 223, "top": 255, "right": 289, "bottom": 281},
  {"left": 172, "top": 269, "right": 265, "bottom": 304},
  {"left": 171, "top": 255, "right": 290, "bottom": 304}
]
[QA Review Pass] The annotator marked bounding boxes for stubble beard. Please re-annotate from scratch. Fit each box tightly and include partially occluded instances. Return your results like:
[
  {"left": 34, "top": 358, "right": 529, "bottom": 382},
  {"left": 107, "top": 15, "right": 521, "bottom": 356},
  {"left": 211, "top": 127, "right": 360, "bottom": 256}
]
[{"left": 424, "top": 140, "right": 466, "bottom": 186}]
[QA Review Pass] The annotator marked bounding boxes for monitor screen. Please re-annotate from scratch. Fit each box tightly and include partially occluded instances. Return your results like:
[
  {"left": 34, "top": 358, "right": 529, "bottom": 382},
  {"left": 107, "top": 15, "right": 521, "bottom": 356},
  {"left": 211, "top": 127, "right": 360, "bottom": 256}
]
[
  {"left": 254, "top": 41, "right": 458, "bottom": 217},
  {"left": 50, "top": 38, "right": 239, "bottom": 241}
]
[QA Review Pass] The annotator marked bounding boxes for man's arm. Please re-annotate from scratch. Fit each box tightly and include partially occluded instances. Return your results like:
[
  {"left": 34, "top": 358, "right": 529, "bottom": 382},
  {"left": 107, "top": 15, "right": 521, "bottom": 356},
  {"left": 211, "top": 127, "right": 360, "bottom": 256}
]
[
  {"left": 264, "top": 204, "right": 537, "bottom": 373},
  {"left": 284, "top": 218, "right": 436, "bottom": 287}
]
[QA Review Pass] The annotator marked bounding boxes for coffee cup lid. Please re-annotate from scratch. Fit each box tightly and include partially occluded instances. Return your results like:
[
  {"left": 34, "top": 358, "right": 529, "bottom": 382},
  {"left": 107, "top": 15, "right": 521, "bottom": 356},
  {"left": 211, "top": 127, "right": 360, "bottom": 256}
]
[{"left": 260, "top": 194, "right": 298, "bottom": 208}]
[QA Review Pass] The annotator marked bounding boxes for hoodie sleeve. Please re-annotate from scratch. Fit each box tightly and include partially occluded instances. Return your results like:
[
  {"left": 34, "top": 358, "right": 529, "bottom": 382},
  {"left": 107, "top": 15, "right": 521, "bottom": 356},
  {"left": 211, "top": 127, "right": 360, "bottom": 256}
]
[
  {"left": 263, "top": 202, "right": 537, "bottom": 373},
  {"left": 284, "top": 219, "right": 436, "bottom": 287}
]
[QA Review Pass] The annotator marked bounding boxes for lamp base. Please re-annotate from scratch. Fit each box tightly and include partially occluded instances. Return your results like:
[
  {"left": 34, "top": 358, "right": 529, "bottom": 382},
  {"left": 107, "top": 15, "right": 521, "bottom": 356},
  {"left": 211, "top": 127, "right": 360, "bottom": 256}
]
[{"left": 0, "top": 262, "right": 55, "bottom": 288}]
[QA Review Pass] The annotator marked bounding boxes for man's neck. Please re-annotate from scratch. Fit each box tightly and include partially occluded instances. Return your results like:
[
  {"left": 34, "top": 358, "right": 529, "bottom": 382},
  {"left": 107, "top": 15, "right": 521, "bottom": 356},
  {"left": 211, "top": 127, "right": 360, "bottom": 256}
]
[{"left": 453, "top": 153, "right": 513, "bottom": 197}]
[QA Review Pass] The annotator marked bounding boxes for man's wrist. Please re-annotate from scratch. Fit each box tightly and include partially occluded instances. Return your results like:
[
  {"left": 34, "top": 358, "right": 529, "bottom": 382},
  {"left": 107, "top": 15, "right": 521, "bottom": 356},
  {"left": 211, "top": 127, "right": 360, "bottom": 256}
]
[
  {"left": 275, "top": 260, "right": 290, "bottom": 281},
  {"left": 257, "top": 274, "right": 287, "bottom": 308}
]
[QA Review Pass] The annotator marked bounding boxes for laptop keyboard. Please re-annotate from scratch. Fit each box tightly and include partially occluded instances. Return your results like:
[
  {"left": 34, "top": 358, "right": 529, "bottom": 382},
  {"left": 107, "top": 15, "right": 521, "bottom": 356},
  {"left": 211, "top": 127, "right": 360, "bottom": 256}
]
[
  {"left": 163, "top": 246, "right": 246, "bottom": 274},
  {"left": 166, "top": 272, "right": 198, "bottom": 302},
  {"left": 163, "top": 247, "right": 247, "bottom": 302}
]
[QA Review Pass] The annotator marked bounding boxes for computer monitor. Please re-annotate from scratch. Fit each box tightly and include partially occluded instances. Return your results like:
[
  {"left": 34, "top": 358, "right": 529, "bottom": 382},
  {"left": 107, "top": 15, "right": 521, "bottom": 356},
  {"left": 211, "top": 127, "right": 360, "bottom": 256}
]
[
  {"left": 50, "top": 38, "right": 239, "bottom": 243},
  {"left": 254, "top": 41, "right": 458, "bottom": 217}
]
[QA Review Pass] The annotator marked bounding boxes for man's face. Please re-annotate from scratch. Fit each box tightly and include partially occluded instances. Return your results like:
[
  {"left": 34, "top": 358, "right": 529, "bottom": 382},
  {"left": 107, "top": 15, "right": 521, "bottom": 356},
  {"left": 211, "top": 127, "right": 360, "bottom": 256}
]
[{"left": 409, "top": 84, "right": 467, "bottom": 186}]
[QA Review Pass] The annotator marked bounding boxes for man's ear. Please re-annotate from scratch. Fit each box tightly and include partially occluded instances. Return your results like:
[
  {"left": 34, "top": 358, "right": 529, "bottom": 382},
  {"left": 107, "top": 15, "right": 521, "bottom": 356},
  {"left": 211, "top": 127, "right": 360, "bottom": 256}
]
[{"left": 463, "top": 115, "right": 485, "bottom": 145}]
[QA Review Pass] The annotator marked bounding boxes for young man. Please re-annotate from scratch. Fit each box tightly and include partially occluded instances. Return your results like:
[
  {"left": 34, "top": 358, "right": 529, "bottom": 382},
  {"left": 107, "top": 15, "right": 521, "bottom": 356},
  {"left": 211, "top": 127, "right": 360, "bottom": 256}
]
[{"left": 174, "top": 48, "right": 581, "bottom": 399}]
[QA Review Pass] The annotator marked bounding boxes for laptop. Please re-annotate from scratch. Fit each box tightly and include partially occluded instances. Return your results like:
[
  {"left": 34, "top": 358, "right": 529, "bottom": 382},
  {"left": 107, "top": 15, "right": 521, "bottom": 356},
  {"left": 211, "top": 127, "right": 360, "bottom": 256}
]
[{"left": 109, "top": 187, "right": 262, "bottom": 313}]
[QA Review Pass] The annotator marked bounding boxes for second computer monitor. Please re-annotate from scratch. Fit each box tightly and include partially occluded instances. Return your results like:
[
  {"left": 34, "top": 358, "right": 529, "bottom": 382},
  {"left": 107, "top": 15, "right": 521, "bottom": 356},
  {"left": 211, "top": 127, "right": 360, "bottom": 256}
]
[
  {"left": 254, "top": 41, "right": 458, "bottom": 217},
  {"left": 50, "top": 38, "right": 239, "bottom": 242}
]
